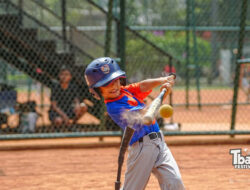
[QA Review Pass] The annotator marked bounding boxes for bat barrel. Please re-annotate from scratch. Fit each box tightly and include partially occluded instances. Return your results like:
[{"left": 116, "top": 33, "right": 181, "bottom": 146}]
[
  {"left": 142, "top": 88, "right": 167, "bottom": 125},
  {"left": 158, "top": 88, "right": 167, "bottom": 100},
  {"left": 142, "top": 115, "right": 153, "bottom": 125}
]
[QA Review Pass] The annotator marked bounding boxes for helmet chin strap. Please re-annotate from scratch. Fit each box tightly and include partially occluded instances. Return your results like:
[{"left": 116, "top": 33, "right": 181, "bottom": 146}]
[{"left": 120, "top": 78, "right": 126, "bottom": 86}]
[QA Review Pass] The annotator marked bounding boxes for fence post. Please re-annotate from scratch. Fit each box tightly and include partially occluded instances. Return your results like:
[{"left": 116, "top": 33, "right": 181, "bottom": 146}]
[
  {"left": 191, "top": 0, "right": 201, "bottom": 109},
  {"left": 119, "top": 0, "right": 126, "bottom": 71},
  {"left": 113, "top": 0, "right": 119, "bottom": 57},
  {"left": 61, "top": 0, "right": 67, "bottom": 51},
  {"left": 105, "top": 0, "right": 113, "bottom": 57},
  {"left": 185, "top": 0, "right": 190, "bottom": 109},
  {"left": 209, "top": 0, "right": 219, "bottom": 85},
  {"left": 230, "top": 0, "right": 248, "bottom": 133},
  {"left": 18, "top": 0, "right": 23, "bottom": 25}
]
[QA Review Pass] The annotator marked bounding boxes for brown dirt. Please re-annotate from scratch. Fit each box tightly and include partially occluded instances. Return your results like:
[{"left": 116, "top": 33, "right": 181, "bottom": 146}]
[
  {"left": 0, "top": 143, "right": 249, "bottom": 190},
  {"left": 12, "top": 88, "right": 249, "bottom": 130}
]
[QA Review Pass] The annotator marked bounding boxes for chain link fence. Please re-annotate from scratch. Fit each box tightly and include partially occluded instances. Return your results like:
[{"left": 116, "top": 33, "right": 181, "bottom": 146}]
[
  {"left": 123, "top": 0, "right": 250, "bottom": 133},
  {"left": 0, "top": 0, "right": 249, "bottom": 138}
]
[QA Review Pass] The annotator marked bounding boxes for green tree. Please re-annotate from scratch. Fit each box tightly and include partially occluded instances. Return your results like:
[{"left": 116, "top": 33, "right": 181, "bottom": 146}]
[{"left": 126, "top": 31, "right": 211, "bottom": 78}]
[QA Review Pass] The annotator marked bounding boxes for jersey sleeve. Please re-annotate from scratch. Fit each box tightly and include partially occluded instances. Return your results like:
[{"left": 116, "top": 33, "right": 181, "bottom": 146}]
[
  {"left": 123, "top": 83, "right": 152, "bottom": 101},
  {"left": 106, "top": 102, "right": 128, "bottom": 130}
]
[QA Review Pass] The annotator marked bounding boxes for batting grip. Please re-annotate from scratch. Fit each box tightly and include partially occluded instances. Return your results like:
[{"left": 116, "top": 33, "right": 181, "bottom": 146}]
[
  {"left": 115, "top": 126, "right": 135, "bottom": 190},
  {"left": 142, "top": 73, "right": 176, "bottom": 125},
  {"left": 143, "top": 88, "right": 167, "bottom": 125}
]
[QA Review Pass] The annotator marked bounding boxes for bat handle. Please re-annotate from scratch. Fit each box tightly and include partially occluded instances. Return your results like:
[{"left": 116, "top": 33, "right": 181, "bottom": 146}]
[
  {"left": 161, "top": 88, "right": 167, "bottom": 93},
  {"left": 161, "top": 73, "right": 175, "bottom": 98},
  {"left": 159, "top": 88, "right": 167, "bottom": 100},
  {"left": 169, "top": 73, "right": 176, "bottom": 79},
  {"left": 115, "top": 181, "right": 121, "bottom": 190}
]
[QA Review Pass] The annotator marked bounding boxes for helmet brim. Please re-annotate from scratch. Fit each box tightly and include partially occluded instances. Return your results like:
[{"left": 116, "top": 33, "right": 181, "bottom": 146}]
[{"left": 92, "top": 70, "right": 126, "bottom": 88}]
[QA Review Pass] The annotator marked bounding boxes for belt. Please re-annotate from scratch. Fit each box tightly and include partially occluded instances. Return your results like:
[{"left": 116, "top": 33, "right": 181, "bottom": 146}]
[{"left": 139, "top": 132, "right": 162, "bottom": 142}]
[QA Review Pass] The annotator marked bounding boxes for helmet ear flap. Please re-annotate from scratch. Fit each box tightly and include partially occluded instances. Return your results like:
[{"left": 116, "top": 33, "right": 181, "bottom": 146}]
[
  {"left": 120, "top": 78, "right": 126, "bottom": 86},
  {"left": 89, "top": 88, "right": 101, "bottom": 100}
]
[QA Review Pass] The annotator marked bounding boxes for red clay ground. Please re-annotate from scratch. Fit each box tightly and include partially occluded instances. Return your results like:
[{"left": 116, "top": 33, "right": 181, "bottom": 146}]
[{"left": 0, "top": 143, "right": 249, "bottom": 190}]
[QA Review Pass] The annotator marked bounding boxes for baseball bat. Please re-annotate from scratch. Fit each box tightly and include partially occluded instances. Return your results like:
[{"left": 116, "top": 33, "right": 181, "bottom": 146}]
[
  {"left": 115, "top": 126, "right": 135, "bottom": 190},
  {"left": 142, "top": 73, "right": 176, "bottom": 125}
]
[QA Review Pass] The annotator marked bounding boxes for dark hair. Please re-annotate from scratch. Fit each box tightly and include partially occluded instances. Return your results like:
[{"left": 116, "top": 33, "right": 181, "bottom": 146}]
[{"left": 59, "top": 65, "right": 72, "bottom": 75}]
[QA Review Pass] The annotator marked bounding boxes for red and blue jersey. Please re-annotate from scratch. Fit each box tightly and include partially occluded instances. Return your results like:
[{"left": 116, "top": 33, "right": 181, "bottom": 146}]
[{"left": 105, "top": 83, "right": 160, "bottom": 145}]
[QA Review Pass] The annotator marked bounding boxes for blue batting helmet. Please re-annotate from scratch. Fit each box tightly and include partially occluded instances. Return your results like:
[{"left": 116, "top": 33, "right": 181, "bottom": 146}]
[{"left": 84, "top": 57, "right": 126, "bottom": 99}]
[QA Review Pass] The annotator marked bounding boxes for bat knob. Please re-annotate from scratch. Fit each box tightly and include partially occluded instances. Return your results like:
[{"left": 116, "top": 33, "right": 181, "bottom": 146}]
[
  {"left": 169, "top": 73, "right": 176, "bottom": 79},
  {"left": 115, "top": 181, "right": 121, "bottom": 190}
]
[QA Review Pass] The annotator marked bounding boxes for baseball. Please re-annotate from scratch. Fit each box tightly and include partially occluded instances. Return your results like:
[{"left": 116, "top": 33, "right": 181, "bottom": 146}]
[{"left": 159, "top": 104, "right": 173, "bottom": 118}]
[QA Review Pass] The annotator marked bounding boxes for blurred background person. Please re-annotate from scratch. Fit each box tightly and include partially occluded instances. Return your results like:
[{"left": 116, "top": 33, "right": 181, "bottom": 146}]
[
  {"left": 49, "top": 66, "right": 87, "bottom": 127},
  {"left": 239, "top": 63, "right": 250, "bottom": 102}
]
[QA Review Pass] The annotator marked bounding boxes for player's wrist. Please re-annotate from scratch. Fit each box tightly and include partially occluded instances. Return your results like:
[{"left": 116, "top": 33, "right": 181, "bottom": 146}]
[
  {"left": 157, "top": 77, "right": 166, "bottom": 85},
  {"left": 162, "top": 75, "right": 175, "bottom": 85},
  {"left": 160, "top": 77, "right": 169, "bottom": 85}
]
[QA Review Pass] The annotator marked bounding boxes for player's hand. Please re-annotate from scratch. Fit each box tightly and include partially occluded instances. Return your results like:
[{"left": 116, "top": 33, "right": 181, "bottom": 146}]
[
  {"left": 163, "top": 75, "right": 175, "bottom": 86},
  {"left": 160, "top": 75, "right": 175, "bottom": 99},
  {"left": 161, "top": 82, "right": 173, "bottom": 96},
  {"left": 62, "top": 114, "right": 70, "bottom": 125},
  {"left": 74, "top": 105, "right": 81, "bottom": 115},
  {"left": 74, "top": 103, "right": 87, "bottom": 117}
]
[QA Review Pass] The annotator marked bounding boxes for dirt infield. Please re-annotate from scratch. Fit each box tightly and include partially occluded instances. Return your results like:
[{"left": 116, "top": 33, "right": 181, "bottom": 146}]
[{"left": 0, "top": 143, "right": 249, "bottom": 190}]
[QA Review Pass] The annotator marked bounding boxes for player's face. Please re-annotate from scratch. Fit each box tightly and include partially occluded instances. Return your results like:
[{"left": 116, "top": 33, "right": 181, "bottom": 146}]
[
  {"left": 59, "top": 70, "right": 72, "bottom": 83},
  {"left": 99, "top": 79, "right": 121, "bottom": 99}
]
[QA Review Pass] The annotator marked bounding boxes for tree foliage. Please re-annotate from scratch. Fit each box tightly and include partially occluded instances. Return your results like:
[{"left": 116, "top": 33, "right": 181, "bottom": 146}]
[{"left": 126, "top": 31, "right": 211, "bottom": 77}]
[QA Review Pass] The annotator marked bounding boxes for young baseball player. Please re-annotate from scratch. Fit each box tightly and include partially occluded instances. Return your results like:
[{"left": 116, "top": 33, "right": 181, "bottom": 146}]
[{"left": 84, "top": 57, "right": 185, "bottom": 190}]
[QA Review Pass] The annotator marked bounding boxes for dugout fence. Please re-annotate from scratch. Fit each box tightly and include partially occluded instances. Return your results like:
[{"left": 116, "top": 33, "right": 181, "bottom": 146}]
[{"left": 0, "top": 0, "right": 250, "bottom": 140}]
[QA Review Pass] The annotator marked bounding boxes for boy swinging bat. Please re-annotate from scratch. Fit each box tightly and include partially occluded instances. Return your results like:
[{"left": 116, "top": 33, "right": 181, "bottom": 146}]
[{"left": 84, "top": 57, "right": 185, "bottom": 190}]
